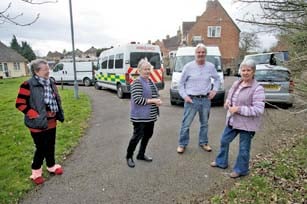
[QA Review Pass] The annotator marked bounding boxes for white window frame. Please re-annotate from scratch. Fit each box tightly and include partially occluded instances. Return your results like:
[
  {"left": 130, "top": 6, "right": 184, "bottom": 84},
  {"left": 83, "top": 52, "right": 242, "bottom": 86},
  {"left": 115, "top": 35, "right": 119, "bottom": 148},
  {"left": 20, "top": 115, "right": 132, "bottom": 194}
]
[
  {"left": 207, "top": 26, "right": 221, "bottom": 38},
  {"left": 0, "top": 63, "right": 3, "bottom": 71},
  {"left": 14, "top": 62, "right": 21, "bottom": 70}
]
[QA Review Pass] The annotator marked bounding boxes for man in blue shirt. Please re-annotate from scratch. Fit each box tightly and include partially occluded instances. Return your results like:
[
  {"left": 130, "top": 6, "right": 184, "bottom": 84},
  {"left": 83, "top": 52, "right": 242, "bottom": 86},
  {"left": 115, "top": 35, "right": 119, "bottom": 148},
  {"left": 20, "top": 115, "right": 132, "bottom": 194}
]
[{"left": 177, "top": 43, "right": 221, "bottom": 154}]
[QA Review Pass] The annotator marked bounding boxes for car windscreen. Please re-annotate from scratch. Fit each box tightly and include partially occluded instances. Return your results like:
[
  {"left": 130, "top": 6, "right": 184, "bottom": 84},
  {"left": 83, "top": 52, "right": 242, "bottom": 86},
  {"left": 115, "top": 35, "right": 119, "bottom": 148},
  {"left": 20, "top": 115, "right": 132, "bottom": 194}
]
[
  {"left": 130, "top": 52, "right": 161, "bottom": 69},
  {"left": 255, "top": 69, "right": 290, "bottom": 82},
  {"left": 174, "top": 55, "right": 222, "bottom": 72},
  {"left": 245, "top": 53, "right": 284, "bottom": 65}
]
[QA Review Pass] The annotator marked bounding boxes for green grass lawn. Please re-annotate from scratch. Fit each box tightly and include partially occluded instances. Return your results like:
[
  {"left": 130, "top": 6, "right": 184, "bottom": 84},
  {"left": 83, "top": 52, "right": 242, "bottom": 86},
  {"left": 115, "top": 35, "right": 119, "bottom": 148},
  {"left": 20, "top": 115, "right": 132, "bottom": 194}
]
[{"left": 0, "top": 77, "right": 91, "bottom": 203}]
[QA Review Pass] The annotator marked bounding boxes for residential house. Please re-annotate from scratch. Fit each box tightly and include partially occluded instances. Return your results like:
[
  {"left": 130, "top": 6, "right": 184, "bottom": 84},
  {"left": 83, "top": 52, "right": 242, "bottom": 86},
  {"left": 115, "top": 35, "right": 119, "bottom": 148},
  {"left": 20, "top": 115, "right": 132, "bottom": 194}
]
[
  {"left": 46, "top": 51, "right": 64, "bottom": 61},
  {"left": 0, "top": 41, "right": 28, "bottom": 78},
  {"left": 157, "top": 0, "right": 240, "bottom": 71},
  {"left": 64, "top": 49, "right": 84, "bottom": 59},
  {"left": 82, "top": 46, "right": 97, "bottom": 58}
]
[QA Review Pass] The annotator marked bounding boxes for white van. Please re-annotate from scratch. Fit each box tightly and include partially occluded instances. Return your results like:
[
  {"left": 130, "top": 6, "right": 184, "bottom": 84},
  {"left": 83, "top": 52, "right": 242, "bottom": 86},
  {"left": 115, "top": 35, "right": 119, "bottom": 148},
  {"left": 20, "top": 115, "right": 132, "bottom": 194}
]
[
  {"left": 94, "top": 42, "right": 164, "bottom": 98},
  {"left": 50, "top": 60, "right": 95, "bottom": 86},
  {"left": 170, "top": 46, "right": 225, "bottom": 105}
]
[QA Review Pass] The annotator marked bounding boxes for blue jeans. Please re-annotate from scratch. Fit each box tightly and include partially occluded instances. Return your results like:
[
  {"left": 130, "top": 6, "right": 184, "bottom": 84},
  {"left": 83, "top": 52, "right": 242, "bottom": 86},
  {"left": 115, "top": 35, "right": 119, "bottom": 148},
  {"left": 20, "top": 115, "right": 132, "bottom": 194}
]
[
  {"left": 178, "top": 97, "right": 211, "bottom": 147},
  {"left": 215, "top": 126, "right": 255, "bottom": 175}
]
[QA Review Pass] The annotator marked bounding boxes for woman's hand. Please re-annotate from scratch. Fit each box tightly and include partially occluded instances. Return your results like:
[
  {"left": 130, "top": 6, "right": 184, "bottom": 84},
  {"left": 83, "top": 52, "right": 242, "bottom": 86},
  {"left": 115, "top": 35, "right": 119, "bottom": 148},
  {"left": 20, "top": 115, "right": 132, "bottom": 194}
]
[
  {"left": 228, "top": 105, "right": 240, "bottom": 114},
  {"left": 147, "top": 98, "right": 162, "bottom": 106},
  {"left": 224, "top": 100, "right": 230, "bottom": 109}
]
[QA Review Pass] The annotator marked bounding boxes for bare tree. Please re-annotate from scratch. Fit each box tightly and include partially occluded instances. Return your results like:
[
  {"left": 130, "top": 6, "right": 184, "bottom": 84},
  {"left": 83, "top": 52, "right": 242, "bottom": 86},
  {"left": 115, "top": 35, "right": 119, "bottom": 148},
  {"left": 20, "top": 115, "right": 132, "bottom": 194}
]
[
  {"left": 239, "top": 32, "right": 260, "bottom": 59},
  {"left": 0, "top": 0, "right": 57, "bottom": 26},
  {"left": 235, "top": 0, "right": 307, "bottom": 104},
  {"left": 235, "top": 0, "right": 307, "bottom": 32}
]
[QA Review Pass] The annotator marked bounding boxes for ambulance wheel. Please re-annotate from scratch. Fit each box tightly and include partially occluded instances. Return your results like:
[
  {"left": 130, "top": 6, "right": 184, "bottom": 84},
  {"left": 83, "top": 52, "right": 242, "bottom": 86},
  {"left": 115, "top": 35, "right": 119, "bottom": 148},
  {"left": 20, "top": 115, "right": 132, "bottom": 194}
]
[
  {"left": 83, "top": 78, "right": 92, "bottom": 87},
  {"left": 117, "top": 84, "right": 124, "bottom": 98}
]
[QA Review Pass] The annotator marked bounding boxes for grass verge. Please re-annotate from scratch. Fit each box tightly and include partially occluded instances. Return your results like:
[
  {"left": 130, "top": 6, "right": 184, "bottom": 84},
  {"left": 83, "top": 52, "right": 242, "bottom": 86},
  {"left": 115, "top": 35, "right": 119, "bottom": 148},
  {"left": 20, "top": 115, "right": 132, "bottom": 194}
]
[
  {"left": 210, "top": 134, "right": 306, "bottom": 204},
  {"left": 0, "top": 77, "right": 91, "bottom": 203}
]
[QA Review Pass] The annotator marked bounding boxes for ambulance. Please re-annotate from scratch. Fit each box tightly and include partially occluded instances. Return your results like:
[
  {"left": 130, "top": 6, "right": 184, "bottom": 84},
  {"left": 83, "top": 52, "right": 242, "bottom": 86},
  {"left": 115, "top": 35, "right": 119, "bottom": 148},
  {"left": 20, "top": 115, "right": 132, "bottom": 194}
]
[{"left": 94, "top": 42, "right": 164, "bottom": 98}]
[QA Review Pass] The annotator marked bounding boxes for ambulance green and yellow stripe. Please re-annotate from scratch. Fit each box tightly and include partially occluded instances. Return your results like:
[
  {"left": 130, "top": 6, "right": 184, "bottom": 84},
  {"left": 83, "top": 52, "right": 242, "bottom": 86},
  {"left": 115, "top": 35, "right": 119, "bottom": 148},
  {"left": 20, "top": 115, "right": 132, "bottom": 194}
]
[{"left": 95, "top": 73, "right": 126, "bottom": 84}]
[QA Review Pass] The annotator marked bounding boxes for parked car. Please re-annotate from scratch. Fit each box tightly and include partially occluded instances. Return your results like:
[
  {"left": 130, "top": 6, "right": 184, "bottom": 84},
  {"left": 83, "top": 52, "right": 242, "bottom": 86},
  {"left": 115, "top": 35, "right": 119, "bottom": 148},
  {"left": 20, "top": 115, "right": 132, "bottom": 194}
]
[
  {"left": 239, "top": 52, "right": 294, "bottom": 108},
  {"left": 254, "top": 65, "right": 294, "bottom": 108}
]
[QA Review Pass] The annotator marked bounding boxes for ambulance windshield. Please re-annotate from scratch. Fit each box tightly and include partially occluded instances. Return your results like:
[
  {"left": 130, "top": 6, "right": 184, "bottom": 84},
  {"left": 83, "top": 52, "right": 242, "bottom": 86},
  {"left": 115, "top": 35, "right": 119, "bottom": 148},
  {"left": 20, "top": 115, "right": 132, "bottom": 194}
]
[{"left": 130, "top": 52, "right": 161, "bottom": 69}]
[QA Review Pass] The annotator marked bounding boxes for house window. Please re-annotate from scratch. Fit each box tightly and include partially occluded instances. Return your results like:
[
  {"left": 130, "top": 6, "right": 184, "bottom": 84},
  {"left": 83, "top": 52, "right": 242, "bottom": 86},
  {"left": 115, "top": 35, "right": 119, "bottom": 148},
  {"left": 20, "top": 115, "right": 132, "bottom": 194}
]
[
  {"left": 207, "top": 26, "right": 221, "bottom": 38},
  {"left": 14, "top": 62, "right": 21, "bottom": 70},
  {"left": 0, "top": 63, "right": 3, "bottom": 71}
]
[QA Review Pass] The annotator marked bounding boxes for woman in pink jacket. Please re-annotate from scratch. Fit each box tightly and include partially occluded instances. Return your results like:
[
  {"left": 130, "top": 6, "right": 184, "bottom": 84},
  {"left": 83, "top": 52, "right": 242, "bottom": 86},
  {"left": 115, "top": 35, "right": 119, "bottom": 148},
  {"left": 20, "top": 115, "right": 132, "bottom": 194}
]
[{"left": 210, "top": 59, "right": 265, "bottom": 178}]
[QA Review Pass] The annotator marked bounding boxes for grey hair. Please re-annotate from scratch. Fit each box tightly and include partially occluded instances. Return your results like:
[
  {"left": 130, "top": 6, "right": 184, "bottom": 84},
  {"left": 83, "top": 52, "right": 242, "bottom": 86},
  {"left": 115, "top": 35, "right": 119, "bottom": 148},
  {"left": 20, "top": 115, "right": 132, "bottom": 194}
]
[
  {"left": 30, "top": 59, "right": 48, "bottom": 75},
  {"left": 195, "top": 43, "right": 207, "bottom": 53},
  {"left": 137, "top": 58, "right": 151, "bottom": 71},
  {"left": 241, "top": 59, "right": 256, "bottom": 72}
]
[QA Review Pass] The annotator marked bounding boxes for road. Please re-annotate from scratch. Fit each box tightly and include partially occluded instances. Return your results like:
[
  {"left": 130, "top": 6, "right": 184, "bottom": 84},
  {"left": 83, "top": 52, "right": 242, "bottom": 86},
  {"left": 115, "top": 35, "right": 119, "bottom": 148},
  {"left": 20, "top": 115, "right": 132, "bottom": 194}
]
[{"left": 21, "top": 77, "right": 278, "bottom": 204}]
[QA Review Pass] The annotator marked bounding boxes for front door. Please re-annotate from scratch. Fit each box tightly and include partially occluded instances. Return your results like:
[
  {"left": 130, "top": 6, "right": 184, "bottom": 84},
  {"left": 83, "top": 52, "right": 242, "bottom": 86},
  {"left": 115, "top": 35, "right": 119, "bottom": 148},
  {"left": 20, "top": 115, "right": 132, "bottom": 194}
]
[{"left": 4, "top": 63, "right": 9, "bottom": 77}]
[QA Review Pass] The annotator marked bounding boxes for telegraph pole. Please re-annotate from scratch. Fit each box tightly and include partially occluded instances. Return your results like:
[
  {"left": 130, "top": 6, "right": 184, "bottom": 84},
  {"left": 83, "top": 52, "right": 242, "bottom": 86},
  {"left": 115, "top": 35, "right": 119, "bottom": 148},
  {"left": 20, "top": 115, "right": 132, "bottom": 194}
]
[{"left": 68, "top": 0, "right": 79, "bottom": 99}]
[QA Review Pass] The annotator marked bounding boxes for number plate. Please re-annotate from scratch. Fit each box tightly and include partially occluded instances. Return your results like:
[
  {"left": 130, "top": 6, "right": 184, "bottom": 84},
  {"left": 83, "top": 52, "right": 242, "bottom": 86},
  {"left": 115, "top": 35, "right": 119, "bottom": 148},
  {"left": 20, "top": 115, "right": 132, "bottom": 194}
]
[{"left": 262, "top": 84, "right": 280, "bottom": 91}]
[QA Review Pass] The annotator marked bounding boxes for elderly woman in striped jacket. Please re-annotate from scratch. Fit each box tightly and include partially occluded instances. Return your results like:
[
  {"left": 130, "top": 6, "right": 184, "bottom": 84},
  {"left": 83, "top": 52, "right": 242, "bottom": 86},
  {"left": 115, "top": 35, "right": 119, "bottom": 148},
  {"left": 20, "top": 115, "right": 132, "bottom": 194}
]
[
  {"left": 126, "top": 58, "right": 162, "bottom": 168},
  {"left": 15, "top": 59, "right": 64, "bottom": 185},
  {"left": 210, "top": 59, "right": 265, "bottom": 178}
]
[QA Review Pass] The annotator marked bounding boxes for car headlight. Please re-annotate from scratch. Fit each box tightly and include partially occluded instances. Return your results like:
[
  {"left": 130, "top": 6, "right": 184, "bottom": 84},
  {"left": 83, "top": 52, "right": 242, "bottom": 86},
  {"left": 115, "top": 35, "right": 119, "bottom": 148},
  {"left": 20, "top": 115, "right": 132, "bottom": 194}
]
[
  {"left": 219, "top": 81, "right": 224, "bottom": 91},
  {"left": 171, "top": 81, "right": 179, "bottom": 90}
]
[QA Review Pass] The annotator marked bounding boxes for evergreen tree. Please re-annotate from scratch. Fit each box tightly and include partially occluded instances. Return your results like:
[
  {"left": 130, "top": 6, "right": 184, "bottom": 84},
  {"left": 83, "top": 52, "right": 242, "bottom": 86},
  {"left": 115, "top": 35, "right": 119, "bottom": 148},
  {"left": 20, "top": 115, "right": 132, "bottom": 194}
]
[
  {"left": 21, "top": 41, "right": 36, "bottom": 62},
  {"left": 10, "top": 35, "right": 22, "bottom": 54}
]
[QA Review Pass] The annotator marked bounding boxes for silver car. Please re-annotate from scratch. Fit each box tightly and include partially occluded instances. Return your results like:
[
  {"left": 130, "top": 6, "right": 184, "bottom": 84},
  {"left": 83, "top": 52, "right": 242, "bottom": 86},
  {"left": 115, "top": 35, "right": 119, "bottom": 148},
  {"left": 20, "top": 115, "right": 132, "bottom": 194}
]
[{"left": 255, "top": 64, "right": 294, "bottom": 108}]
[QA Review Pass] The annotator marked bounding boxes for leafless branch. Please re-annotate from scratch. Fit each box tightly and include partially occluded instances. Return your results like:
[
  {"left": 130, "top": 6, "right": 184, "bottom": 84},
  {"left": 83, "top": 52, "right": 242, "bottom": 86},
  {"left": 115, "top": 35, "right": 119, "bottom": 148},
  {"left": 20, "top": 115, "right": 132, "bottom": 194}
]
[
  {"left": 21, "top": 0, "right": 58, "bottom": 5},
  {"left": 0, "top": 0, "right": 57, "bottom": 26}
]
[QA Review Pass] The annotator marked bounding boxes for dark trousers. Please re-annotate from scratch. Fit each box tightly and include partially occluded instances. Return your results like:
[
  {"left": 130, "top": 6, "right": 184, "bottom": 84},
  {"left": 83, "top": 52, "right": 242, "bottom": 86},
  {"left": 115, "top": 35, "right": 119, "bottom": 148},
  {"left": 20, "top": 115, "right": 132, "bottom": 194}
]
[
  {"left": 30, "top": 128, "right": 56, "bottom": 169},
  {"left": 126, "top": 122, "right": 154, "bottom": 159}
]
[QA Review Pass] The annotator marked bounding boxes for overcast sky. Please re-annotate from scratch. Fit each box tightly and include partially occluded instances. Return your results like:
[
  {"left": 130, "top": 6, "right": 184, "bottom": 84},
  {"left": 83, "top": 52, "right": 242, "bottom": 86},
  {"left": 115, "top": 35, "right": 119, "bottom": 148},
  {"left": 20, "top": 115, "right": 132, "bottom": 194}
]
[{"left": 0, "top": 0, "right": 277, "bottom": 56}]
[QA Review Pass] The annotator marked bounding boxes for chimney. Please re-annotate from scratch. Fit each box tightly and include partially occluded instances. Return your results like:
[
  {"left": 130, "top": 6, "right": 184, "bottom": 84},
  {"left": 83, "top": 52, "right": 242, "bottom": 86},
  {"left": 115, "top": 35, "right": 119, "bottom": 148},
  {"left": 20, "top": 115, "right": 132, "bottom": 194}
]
[{"left": 206, "top": 0, "right": 216, "bottom": 9}]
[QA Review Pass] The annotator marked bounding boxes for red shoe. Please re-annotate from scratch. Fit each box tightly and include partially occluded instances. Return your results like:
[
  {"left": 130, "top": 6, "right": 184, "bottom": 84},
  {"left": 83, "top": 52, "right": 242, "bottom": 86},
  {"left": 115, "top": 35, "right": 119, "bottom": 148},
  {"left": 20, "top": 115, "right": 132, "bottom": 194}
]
[
  {"left": 54, "top": 167, "right": 63, "bottom": 175},
  {"left": 32, "top": 176, "right": 44, "bottom": 185},
  {"left": 30, "top": 168, "right": 44, "bottom": 185},
  {"left": 47, "top": 164, "right": 63, "bottom": 175}
]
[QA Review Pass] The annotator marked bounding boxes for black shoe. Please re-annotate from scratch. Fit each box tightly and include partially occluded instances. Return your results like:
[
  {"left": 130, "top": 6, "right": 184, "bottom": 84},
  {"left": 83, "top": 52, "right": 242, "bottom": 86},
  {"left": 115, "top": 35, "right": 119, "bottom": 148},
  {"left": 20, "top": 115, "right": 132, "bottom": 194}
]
[
  {"left": 126, "top": 158, "right": 135, "bottom": 168},
  {"left": 136, "top": 155, "right": 153, "bottom": 162}
]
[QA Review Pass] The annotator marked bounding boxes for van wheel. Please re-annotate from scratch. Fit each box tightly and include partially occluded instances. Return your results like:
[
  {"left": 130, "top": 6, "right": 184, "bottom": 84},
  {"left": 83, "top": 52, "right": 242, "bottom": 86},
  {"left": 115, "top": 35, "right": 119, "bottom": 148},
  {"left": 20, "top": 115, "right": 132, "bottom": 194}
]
[
  {"left": 83, "top": 78, "right": 91, "bottom": 86},
  {"left": 117, "top": 84, "right": 124, "bottom": 98}
]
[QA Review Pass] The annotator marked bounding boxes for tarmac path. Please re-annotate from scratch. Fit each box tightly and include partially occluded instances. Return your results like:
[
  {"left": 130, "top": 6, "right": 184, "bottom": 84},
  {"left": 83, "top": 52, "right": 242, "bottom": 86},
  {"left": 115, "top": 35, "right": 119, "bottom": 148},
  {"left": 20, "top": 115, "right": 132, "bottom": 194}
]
[{"left": 20, "top": 77, "right": 277, "bottom": 204}]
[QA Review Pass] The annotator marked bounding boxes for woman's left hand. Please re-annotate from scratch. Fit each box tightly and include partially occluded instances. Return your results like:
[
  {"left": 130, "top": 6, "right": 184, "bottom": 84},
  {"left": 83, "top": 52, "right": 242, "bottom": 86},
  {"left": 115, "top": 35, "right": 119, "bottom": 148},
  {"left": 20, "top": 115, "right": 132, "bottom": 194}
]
[
  {"left": 228, "top": 105, "right": 239, "bottom": 114},
  {"left": 147, "top": 98, "right": 162, "bottom": 106}
]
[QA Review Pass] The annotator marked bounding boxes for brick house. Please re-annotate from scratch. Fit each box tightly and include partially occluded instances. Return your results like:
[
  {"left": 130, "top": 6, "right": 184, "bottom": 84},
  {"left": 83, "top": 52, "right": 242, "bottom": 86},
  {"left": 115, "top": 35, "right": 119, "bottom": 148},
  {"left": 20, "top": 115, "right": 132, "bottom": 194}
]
[
  {"left": 157, "top": 0, "right": 240, "bottom": 71},
  {"left": 0, "top": 41, "right": 28, "bottom": 78}
]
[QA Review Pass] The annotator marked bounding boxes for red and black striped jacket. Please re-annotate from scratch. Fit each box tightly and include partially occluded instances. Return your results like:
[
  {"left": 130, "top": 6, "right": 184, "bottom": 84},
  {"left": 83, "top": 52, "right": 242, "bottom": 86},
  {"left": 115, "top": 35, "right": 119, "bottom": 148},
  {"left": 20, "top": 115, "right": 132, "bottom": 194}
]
[{"left": 15, "top": 79, "right": 61, "bottom": 133}]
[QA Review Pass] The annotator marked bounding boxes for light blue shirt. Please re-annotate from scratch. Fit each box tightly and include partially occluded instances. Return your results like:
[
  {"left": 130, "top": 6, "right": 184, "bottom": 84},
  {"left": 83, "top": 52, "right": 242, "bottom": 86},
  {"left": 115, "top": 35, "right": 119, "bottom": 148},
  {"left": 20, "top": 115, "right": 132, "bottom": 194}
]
[{"left": 179, "top": 60, "right": 221, "bottom": 99}]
